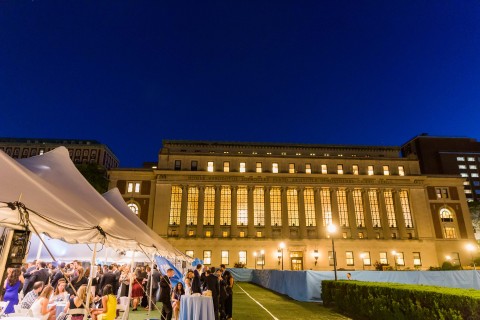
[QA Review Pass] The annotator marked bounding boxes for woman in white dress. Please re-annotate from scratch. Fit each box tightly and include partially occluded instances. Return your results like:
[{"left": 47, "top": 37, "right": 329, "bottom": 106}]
[
  {"left": 184, "top": 270, "right": 193, "bottom": 296},
  {"left": 30, "top": 285, "right": 56, "bottom": 320}
]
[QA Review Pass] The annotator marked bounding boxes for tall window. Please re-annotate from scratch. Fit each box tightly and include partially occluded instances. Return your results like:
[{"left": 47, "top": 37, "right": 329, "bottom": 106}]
[
  {"left": 352, "top": 165, "right": 359, "bottom": 175},
  {"left": 289, "top": 163, "right": 295, "bottom": 173},
  {"left": 204, "top": 251, "right": 212, "bottom": 265},
  {"left": 413, "top": 252, "right": 422, "bottom": 266},
  {"left": 185, "top": 250, "right": 194, "bottom": 258},
  {"left": 321, "top": 188, "right": 332, "bottom": 226},
  {"left": 379, "top": 252, "right": 388, "bottom": 264},
  {"left": 191, "top": 160, "right": 198, "bottom": 171},
  {"left": 328, "top": 251, "right": 334, "bottom": 266},
  {"left": 368, "top": 190, "right": 381, "bottom": 228},
  {"left": 207, "top": 161, "right": 214, "bottom": 172},
  {"left": 384, "top": 190, "right": 397, "bottom": 228},
  {"left": 220, "top": 186, "right": 231, "bottom": 225},
  {"left": 435, "top": 187, "right": 449, "bottom": 199},
  {"left": 337, "top": 164, "right": 344, "bottom": 175},
  {"left": 337, "top": 189, "right": 349, "bottom": 227},
  {"left": 127, "top": 182, "right": 141, "bottom": 193},
  {"left": 224, "top": 161, "right": 230, "bottom": 172},
  {"left": 254, "top": 187, "right": 265, "bottom": 226},
  {"left": 270, "top": 187, "right": 282, "bottom": 226},
  {"left": 272, "top": 163, "right": 279, "bottom": 173},
  {"left": 383, "top": 165, "right": 390, "bottom": 175},
  {"left": 174, "top": 160, "right": 181, "bottom": 170},
  {"left": 444, "top": 227, "right": 456, "bottom": 239},
  {"left": 398, "top": 166, "right": 405, "bottom": 176},
  {"left": 321, "top": 164, "right": 327, "bottom": 174},
  {"left": 237, "top": 187, "right": 248, "bottom": 225},
  {"left": 187, "top": 187, "right": 199, "bottom": 225},
  {"left": 287, "top": 188, "right": 299, "bottom": 226},
  {"left": 169, "top": 186, "right": 182, "bottom": 225},
  {"left": 221, "top": 251, "right": 229, "bottom": 265},
  {"left": 399, "top": 190, "right": 413, "bottom": 228},
  {"left": 304, "top": 188, "right": 316, "bottom": 227},
  {"left": 361, "top": 252, "right": 371, "bottom": 266},
  {"left": 256, "top": 162, "right": 262, "bottom": 173},
  {"left": 239, "top": 251, "right": 247, "bottom": 265},
  {"left": 346, "top": 251, "right": 354, "bottom": 266},
  {"left": 204, "top": 186, "right": 215, "bottom": 225},
  {"left": 239, "top": 162, "right": 246, "bottom": 173},
  {"left": 305, "top": 163, "right": 312, "bottom": 174},
  {"left": 353, "top": 189, "right": 365, "bottom": 227},
  {"left": 396, "top": 252, "right": 405, "bottom": 266},
  {"left": 367, "top": 165, "right": 374, "bottom": 175},
  {"left": 440, "top": 208, "right": 454, "bottom": 222}
]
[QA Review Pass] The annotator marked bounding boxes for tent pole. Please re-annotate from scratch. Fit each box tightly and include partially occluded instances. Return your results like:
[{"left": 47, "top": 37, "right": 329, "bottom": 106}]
[
  {"left": 85, "top": 242, "right": 98, "bottom": 314},
  {"left": 148, "top": 252, "right": 155, "bottom": 317},
  {"left": 35, "top": 233, "right": 45, "bottom": 261},
  {"left": 126, "top": 251, "right": 135, "bottom": 319},
  {"left": 105, "top": 246, "right": 108, "bottom": 265}
]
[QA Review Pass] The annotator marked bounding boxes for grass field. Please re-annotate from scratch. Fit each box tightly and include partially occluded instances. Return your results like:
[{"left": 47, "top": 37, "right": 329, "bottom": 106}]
[{"left": 129, "top": 282, "right": 349, "bottom": 320}]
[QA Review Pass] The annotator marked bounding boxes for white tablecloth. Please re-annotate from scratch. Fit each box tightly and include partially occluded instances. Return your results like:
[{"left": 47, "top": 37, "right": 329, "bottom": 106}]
[{"left": 179, "top": 295, "right": 215, "bottom": 320}]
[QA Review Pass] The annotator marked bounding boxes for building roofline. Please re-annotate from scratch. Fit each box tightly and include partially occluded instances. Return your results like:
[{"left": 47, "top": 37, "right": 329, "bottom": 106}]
[{"left": 401, "top": 133, "right": 478, "bottom": 148}]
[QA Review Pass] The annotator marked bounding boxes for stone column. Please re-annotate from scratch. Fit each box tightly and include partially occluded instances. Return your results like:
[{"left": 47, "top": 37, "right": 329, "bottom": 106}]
[
  {"left": 314, "top": 188, "right": 324, "bottom": 238},
  {"left": 362, "top": 189, "right": 375, "bottom": 239},
  {"left": 393, "top": 189, "right": 408, "bottom": 239},
  {"left": 179, "top": 185, "right": 188, "bottom": 237},
  {"left": 231, "top": 186, "right": 238, "bottom": 237},
  {"left": 264, "top": 186, "right": 272, "bottom": 238},
  {"left": 281, "top": 187, "right": 289, "bottom": 238},
  {"left": 297, "top": 187, "right": 307, "bottom": 239},
  {"left": 346, "top": 188, "right": 358, "bottom": 239},
  {"left": 248, "top": 186, "right": 255, "bottom": 238},
  {"left": 196, "top": 185, "right": 205, "bottom": 237},
  {"left": 330, "top": 188, "right": 340, "bottom": 227},
  {"left": 214, "top": 185, "right": 222, "bottom": 237},
  {"left": 378, "top": 189, "right": 391, "bottom": 239}
]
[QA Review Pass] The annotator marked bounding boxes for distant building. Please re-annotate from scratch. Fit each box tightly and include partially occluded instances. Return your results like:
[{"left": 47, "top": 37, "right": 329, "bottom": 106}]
[
  {"left": 0, "top": 137, "right": 119, "bottom": 170},
  {"left": 109, "top": 140, "right": 475, "bottom": 270},
  {"left": 401, "top": 134, "right": 480, "bottom": 202}
]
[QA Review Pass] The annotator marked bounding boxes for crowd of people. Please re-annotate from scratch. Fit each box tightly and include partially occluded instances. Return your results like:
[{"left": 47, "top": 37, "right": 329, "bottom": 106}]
[{"left": 1, "top": 260, "right": 235, "bottom": 320}]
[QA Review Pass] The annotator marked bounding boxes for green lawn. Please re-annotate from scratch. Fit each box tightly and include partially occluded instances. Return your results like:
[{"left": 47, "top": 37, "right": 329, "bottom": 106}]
[{"left": 129, "top": 282, "right": 349, "bottom": 320}]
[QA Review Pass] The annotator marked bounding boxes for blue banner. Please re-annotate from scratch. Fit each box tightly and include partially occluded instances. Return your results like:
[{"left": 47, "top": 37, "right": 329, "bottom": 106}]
[{"left": 155, "top": 255, "right": 183, "bottom": 287}]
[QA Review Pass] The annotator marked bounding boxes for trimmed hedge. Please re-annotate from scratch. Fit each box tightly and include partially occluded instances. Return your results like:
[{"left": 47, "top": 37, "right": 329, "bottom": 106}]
[{"left": 322, "top": 280, "right": 480, "bottom": 320}]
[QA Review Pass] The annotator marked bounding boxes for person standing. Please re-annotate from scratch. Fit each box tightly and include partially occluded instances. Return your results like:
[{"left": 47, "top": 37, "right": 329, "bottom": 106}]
[
  {"left": 223, "top": 270, "right": 234, "bottom": 320},
  {"left": 159, "top": 269, "right": 174, "bottom": 320},
  {"left": 2, "top": 268, "right": 24, "bottom": 314},
  {"left": 205, "top": 268, "right": 220, "bottom": 320},
  {"left": 146, "top": 265, "right": 160, "bottom": 310},
  {"left": 191, "top": 264, "right": 202, "bottom": 294},
  {"left": 22, "top": 260, "right": 38, "bottom": 295}
]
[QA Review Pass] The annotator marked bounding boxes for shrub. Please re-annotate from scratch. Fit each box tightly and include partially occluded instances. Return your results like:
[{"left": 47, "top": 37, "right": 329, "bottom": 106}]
[{"left": 322, "top": 280, "right": 480, "bottom": 320}]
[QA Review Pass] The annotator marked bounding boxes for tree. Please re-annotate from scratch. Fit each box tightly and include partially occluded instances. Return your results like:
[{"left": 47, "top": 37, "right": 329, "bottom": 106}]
[
  {"left": 469, "top": 201, "right": 480, "bottom": 244},
  {"left": 76, "top": 163, "right": 109, "bottom": 194}
]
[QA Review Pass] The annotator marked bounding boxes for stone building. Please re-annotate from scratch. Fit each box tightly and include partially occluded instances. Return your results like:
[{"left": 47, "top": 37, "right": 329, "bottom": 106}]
[{"left": 109, "top": 140, "right": 475, "bottom": 270}]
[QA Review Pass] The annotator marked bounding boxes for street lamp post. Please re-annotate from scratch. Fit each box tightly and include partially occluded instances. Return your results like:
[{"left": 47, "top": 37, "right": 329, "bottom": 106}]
[
  {"left": 260, "top": 250, "right": 265, "bottom": 270},
  {"left": 253, "top": 251, "right": 257, "bottom": 270},
  {"left": 392, "top": 251, "right": 398, "bottom": 270},
  {"left": 327, "top": 224, "right": 338, "bottom": 281},
  {"left": 360, "top": 253, "right": 365, "bottom": 270},
  {"left": 279, "top": 242, "right": 285, "bottom": 270},
  {"left": 466, "top": 243, "right": 476, "bottom": 270}
]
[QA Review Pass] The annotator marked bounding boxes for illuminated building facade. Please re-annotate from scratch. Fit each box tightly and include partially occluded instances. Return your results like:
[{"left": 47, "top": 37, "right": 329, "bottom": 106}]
[{"left": 109, "top": 140, "right": 475, "bottom": 270}]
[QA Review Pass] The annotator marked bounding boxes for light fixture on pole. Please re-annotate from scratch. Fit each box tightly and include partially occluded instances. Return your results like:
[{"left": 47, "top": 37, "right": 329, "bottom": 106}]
[
  {"left": 279, "top": 242, "right": 285, "bottom": 270},
  {"left": 260, "top": 249, "right": 265, "bottom": 270},
  {"left": 360, "top": 253, "right": 366, "bottom": 270},
  {"left": 466, "top": 243, "right": 476, "bottom": 270},
  {"left": 253, "top": 251, "right": 257, "bottom": 270},
  {"left": 327, "top": 224, "right": 338, "bottom": 281},
  {"left": 313, "top": 250, "right": 319, "bottom": 266},
  {"left": 392, "top": 250, "right": 398, "bottom": 270}
]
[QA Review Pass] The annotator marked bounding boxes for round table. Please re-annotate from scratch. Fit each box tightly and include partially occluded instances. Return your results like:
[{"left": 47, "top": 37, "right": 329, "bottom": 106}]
[{"left": 179, "top": 295, "right": 215, "bottom": 320}]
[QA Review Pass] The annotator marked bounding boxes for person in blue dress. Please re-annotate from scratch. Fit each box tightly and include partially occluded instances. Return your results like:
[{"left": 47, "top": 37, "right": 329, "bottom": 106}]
[{"left": 2, "top": 267, "right": 24, "bottom": 314}]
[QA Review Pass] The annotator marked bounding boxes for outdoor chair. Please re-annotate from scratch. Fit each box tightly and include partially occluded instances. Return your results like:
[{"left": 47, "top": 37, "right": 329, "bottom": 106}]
[
  {"left": 66, "top": 308, "right": 88, "bottom": 320},
  {"left": 115, "top": 297, "right": 130, "bottom": 320}
]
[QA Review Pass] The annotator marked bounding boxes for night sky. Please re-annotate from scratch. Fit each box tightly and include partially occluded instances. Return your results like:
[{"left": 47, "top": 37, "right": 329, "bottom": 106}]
[{"left": 1, "top": 1, "right": 480, "bottom": 167}]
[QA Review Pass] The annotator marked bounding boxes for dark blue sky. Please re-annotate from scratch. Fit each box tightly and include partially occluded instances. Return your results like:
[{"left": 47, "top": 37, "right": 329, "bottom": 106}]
[{"left": 1, "top": 1, "right": 480, "bottom": 167}]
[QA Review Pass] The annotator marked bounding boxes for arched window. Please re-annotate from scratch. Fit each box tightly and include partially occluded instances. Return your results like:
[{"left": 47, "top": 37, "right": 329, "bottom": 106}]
[
  {"left": 127, "top": 203, "right": 139, "bottom": 215},
  {"left": 440, "top": 208, "right": 453, "bottom": 222}
]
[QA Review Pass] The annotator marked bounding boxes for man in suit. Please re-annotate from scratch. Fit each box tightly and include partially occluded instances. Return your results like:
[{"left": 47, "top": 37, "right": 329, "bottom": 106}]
[
  {"left": 24, "top": 261, "right": 50, "bottom": 294},
  {"left": 159, "top": 269, "right": 174, "bottom": 320},
  {"left": 205, "top": 268, "right": 220, "bottom": 320},
  {"left": 99, "top": 265, "right": 118, "bottom": 294},
  {"left": 22, "top": 260, "right": 37, "bottom": 295}
]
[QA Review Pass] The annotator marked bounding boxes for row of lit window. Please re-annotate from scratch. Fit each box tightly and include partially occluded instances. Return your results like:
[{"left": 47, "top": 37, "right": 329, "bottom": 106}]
[
  {"left": 175, "top": 159, "right": 406, "bottom": 176},
  {"left": 457, "top": 156, "right": 480, "bottom": 162},
  {"left": 179, "top": 149, "right": 385, "bottom": 158},
  {"left": 169, "top": 186, "right": 414, "bottom": 229},
  {"left": 184, "top": 250, "right": 423, "bottom": 267}
]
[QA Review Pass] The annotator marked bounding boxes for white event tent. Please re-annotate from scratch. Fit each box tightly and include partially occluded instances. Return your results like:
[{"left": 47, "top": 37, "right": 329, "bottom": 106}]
[{"left": 0, "top": 146, "right": 189, "bottom": 263}]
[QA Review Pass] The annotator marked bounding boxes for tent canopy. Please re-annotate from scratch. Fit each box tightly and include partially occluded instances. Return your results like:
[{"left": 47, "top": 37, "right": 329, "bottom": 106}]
[{"left": 0, "top": 147, "right": 188, "bottom": 261}]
